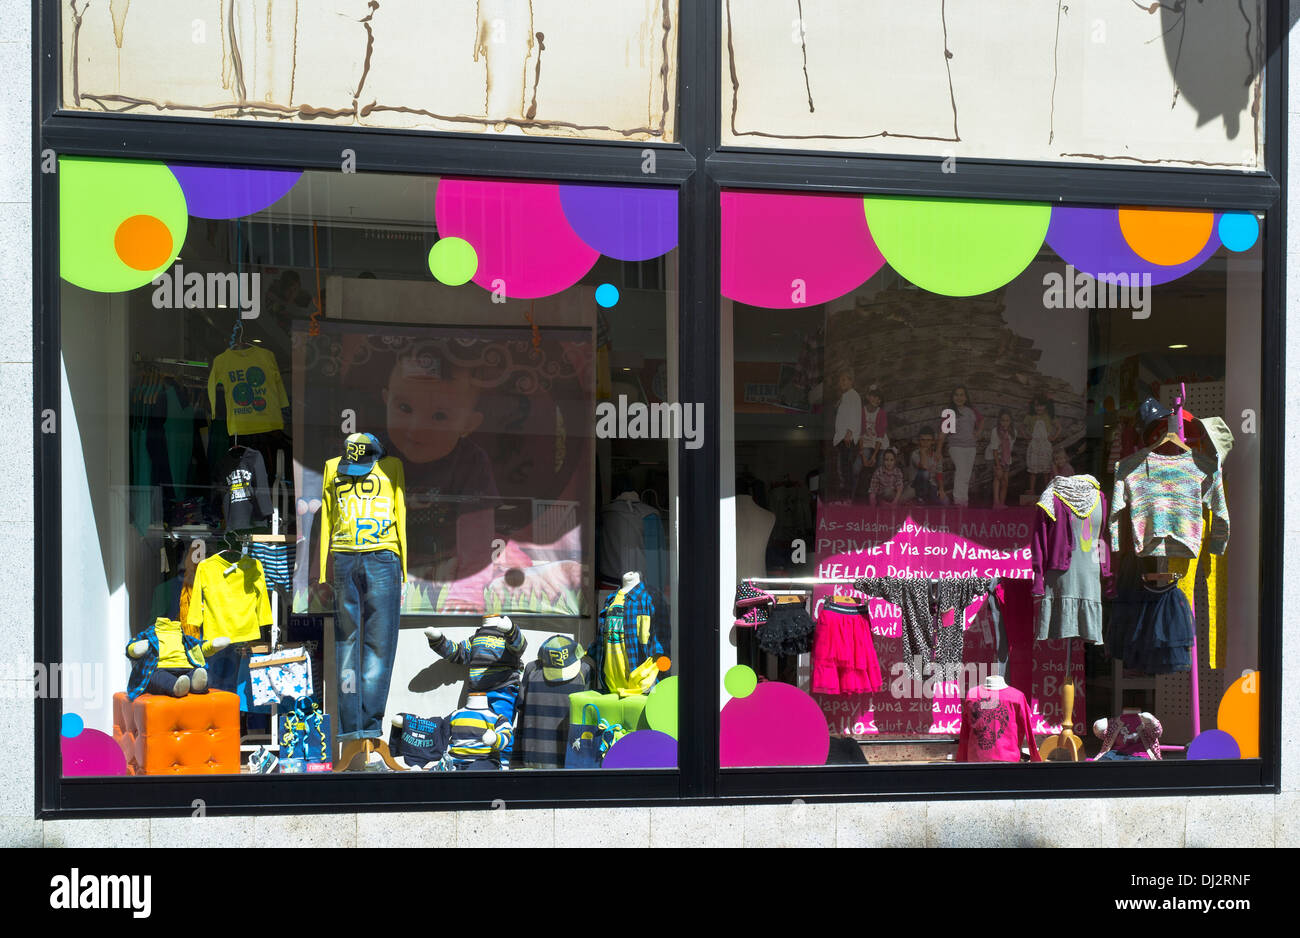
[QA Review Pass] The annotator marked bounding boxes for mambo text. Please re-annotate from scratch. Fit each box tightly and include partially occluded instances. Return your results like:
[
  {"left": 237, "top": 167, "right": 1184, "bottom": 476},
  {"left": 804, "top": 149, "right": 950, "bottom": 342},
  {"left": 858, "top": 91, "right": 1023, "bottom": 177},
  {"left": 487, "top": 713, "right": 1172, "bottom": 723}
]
[
  {"left": 152, "top": 265, "right": 261, "bottom": 319},
  {"left": 1042, "top": 264, "right": 1151, "bottom": 319},
  {"left": 595, "top": 394, "right": 704, "bottom": 450}
]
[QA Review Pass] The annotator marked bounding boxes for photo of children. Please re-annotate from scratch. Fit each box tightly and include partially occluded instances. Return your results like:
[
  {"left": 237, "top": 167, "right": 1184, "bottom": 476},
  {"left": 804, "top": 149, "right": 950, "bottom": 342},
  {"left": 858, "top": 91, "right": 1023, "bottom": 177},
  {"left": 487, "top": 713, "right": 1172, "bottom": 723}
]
[
  {"left": 1023, "top": 394, "right": 1060, "bottom": 495},
  {"left": 294, "top": 319, "right": 593, "bottom": 616},
  {"left": 940, "top": 384, "right": 983, "bottom": 506},
  {"left": 908, "top": 428, "right": 947, "bottom": 505},
  {"left": 867, "top": 447, "right": 905, "bottom": 507},
  {"left": 818, "top": 285, "right": 1088, "bottom": 512},
  {"left": 831, "top": 367, "right": 862, "bottom": 500},
  {"left": 985, "top": 408, "right": 1017, "bottom": 507}
]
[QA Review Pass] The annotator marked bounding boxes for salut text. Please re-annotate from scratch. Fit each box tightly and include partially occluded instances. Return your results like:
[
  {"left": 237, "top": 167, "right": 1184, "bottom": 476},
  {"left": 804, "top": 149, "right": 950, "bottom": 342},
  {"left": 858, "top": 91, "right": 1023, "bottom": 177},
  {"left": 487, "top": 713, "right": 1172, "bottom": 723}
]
[{"left": 1043, "top": 264, "right": 1151, "bottom": 319}]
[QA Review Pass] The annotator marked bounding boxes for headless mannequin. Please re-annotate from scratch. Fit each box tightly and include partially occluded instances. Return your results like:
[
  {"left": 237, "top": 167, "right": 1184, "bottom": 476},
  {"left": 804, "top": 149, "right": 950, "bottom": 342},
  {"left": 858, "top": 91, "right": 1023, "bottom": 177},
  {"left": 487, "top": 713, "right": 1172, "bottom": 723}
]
[
  {"left": 622, "top": 571, "right": 641, "bottom": 592},
  {"left": 983, "top": 673, "right": 1008, "bottom": 691},
  {"left": 465, "top": 693, "right": 498, "bottom": 747},
  {"left": 735, "top": 494, "right": 775, "bottom": 580},
  {"left": 388, "top": 684, "right": 501, "bottom": 770},
  {"left": 126, "top": 635, "right": 231, "bottom": 697}
]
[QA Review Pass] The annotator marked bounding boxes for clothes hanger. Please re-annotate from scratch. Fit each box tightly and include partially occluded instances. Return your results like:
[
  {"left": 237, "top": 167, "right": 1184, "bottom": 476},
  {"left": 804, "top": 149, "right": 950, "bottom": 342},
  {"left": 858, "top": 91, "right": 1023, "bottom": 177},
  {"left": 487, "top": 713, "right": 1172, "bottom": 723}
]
[{"left": 1151, "top": 427, "right": 1191, "bottom": 454}]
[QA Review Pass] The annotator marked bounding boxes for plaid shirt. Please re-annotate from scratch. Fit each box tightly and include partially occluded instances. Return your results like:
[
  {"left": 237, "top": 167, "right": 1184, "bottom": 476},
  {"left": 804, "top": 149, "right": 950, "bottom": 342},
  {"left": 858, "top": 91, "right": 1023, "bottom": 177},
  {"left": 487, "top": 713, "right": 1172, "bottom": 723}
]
[
  {"left": 588, "top": 582, "right": 666, "bottom": 694},
  {"left": 125, "top": 621, "right": 210, "bottom": 700}
]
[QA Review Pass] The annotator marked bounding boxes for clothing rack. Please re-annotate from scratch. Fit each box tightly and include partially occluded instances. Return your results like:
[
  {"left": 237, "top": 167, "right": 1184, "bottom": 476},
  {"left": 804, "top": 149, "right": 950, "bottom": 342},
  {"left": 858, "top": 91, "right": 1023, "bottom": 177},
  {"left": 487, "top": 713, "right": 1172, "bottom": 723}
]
[
  {"left": 1167, "top": 382, "right": 1204, "bottom": 740},
  {"left": 740, "top": 577, "right": 860, "bottom": 676},
  {"left": 747, "top": 576, "right": 857, "bottom": 586}
]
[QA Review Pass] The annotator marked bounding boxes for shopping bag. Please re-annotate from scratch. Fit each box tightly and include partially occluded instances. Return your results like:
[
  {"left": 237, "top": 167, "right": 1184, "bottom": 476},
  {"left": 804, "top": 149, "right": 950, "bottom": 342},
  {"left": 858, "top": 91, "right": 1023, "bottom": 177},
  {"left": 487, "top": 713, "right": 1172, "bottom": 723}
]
[
  {"left": 280, "top": 695, "right": 330, "bottom": 762},
  {"left": 565, "top": 704, "right": 624, "bottom": 768}
]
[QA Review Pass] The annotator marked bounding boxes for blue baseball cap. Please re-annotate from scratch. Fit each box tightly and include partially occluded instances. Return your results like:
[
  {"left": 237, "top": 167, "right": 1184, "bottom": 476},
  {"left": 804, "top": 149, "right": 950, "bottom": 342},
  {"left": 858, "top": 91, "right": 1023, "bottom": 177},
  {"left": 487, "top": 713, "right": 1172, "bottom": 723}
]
[
  {"left": 339, "top": 432, "right": 384, "bottom": 477},
  {"left": 540, "top": 635, "right": 583, "bottom": 682}
]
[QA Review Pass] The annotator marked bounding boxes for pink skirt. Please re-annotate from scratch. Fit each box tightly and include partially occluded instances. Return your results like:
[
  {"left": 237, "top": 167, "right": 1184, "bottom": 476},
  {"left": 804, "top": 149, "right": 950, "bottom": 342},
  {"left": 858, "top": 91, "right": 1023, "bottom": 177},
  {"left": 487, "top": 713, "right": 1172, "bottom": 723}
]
[{"left": 812, "top": 601, "right": 883, "bottom": 695}]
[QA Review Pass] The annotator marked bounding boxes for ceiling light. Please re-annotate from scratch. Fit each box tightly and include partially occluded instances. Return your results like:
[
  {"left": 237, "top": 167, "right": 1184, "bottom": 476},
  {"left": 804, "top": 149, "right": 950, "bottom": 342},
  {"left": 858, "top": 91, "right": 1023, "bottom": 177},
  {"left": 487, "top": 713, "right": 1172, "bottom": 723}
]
[{"left": 1168, "top": 343, "right": 1188, "bottom": 349}]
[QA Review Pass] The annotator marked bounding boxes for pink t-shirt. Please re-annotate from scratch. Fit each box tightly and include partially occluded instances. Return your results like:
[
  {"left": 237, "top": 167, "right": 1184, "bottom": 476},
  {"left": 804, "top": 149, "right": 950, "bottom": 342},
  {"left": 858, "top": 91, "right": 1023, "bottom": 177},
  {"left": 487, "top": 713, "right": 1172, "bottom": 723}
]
[{"left": 956, "top": 685, "right": 1042, "bottom": 763}]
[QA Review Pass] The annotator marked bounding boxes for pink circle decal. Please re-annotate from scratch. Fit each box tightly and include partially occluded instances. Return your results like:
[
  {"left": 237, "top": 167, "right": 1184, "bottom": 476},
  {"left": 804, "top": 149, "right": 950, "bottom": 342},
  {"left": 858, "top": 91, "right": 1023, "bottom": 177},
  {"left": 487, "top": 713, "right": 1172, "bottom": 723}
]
[
  {"left": 720, "top": 680, "right": 830, "bottom": 767},
  {"left": 61, "top": 728, "right": 128, "bottom": 777},
  {"left": 722, "top": 190, "right": 884, "bottom": 309},
  {"left": 434, "top": 178, "right": 599, "bottom": 299}
]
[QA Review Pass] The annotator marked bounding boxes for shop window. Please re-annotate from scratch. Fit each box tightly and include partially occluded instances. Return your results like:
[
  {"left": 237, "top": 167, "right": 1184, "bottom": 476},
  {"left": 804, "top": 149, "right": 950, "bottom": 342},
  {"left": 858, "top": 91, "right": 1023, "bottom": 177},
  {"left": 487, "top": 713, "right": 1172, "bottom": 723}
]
[
  {"left": 721, "top": 1, "right": 1265, "bottom": 169},
  {"left": 57, "top": 157, "right": 681, "bottom": 777},
  {"left": 61, "top": 1, "right": 679, "bottom": 143},
  {"left": 721, "top": 189, "right": 1263, "bottom": 769}
]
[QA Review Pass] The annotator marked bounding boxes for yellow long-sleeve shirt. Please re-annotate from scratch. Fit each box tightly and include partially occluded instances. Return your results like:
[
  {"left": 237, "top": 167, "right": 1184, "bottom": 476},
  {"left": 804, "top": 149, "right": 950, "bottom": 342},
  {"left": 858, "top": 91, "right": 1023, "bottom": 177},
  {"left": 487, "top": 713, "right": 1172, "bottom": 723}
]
[
  {"left": 319, "top": 456, "right": 408, "bottom": 583},
  {"left": 186, "top": 554, "right": 273, "bottom": 644}
]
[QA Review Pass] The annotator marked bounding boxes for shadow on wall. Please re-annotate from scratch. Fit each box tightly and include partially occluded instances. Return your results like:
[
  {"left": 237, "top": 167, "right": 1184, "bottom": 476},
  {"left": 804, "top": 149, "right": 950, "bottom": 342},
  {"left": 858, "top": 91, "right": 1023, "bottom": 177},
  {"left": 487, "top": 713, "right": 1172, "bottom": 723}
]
[{"left": 1158, "top": 0, "right": 1269, "bottom": 139}]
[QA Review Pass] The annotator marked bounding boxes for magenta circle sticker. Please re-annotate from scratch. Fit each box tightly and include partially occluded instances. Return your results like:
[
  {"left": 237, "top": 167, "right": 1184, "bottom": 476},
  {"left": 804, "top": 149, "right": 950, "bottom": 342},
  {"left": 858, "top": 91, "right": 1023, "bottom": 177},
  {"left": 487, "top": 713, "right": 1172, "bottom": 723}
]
[
  {"left": 434, "top": 178, "right": 599, "bottom": 299},
  {"left": 722, "top": 190, "right": 885, "bottom": 309},
  {"left": 720, "top": 680, "right": 830, "bottom": 767},
  {"left": 61, "top": 728, "right": 128, "bottom": 777}
]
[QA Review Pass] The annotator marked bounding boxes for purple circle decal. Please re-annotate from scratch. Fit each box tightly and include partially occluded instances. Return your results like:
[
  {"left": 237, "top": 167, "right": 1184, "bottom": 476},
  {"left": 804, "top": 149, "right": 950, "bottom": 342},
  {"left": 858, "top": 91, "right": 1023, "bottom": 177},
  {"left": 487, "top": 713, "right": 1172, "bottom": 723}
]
[
  {"left": 169, "top": 165, "right": 303, "bottom": 219},
  {"left": 559, "top": 184, "right": 678, "bottom": 261},
  {"left": 1046, "top": 204, "right": 1220, "bottom": 287},
  {"left": 61, "top": 728, "right": 128, "bottom": 777},
  {"left": 601, "top": 729, "right": 677, "bottom": 769},
  {"left": 1187, "top": 729, "right": 1241, "bottom": 760}
]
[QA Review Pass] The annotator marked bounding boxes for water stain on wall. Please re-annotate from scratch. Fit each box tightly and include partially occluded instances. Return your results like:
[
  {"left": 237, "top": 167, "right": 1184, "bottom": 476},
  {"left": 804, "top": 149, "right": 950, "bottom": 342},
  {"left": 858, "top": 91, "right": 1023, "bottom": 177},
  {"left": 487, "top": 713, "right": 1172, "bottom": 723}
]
[{"left": 65, "top": 0, "right": 678, "bottom": 141}]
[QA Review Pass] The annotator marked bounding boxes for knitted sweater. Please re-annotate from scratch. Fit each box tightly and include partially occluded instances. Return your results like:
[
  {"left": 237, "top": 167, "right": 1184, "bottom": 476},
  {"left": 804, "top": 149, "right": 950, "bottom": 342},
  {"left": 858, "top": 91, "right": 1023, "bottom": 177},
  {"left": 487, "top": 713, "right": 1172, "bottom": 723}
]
[{"left": 1110, "top": 450, "right": 1229, "bottom": 558}]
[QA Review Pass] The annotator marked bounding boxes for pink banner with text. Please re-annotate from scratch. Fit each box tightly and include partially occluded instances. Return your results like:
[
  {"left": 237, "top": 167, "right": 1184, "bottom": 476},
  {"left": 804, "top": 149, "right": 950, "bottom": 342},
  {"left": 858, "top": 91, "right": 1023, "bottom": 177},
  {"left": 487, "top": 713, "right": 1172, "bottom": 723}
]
[{"left": 813, "top": 504, "right": 1083, "bottom": 737}]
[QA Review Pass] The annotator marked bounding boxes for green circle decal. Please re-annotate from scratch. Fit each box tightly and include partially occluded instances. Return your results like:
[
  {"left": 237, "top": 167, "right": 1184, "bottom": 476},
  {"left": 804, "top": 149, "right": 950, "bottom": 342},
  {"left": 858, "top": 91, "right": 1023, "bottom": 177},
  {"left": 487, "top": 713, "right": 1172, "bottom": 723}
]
[
  {"left": 428, "top": 236, "right": 479, "bottom": 286},
  {"left": 60, "top": 157, "right": 189, "bottom": 293},
  {"left": 645, "top": 675, "right": 678, "bottom": 740},
  {"left": 724, "top": 665, "right": 758, "bottom": 699},
  {"left": 863, "top": 196, "right": 1050, "bottom": 297}
]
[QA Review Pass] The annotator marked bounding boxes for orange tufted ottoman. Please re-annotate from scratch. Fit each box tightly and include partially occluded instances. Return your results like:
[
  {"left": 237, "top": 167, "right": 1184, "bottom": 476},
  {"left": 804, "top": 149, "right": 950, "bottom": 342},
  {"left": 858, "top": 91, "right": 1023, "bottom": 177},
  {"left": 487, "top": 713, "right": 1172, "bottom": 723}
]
[{"left": 113, "top": 691, "right": 241, "bottom": 775}]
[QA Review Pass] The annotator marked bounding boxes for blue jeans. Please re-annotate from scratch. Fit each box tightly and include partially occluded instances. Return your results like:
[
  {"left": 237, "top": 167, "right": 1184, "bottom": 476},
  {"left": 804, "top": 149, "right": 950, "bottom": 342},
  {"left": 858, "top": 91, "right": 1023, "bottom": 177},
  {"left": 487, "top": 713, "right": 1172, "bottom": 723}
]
[
  {"left": 333, "top": 550, "right": 402, "bottom": 740},
  {"left": 205, "top": 644, "right": 252, "bottom": 711}
]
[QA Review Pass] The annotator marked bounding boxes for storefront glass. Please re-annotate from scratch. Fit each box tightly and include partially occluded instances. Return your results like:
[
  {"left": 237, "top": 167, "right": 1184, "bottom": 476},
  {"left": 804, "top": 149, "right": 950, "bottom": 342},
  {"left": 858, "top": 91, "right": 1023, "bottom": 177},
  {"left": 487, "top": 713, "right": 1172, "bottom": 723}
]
[
  {"left": 721, "top": 190, "right": 1263, "bottom": 769},
  {"left": 57, "top": 157, "right": 681, "bottom": 777}
]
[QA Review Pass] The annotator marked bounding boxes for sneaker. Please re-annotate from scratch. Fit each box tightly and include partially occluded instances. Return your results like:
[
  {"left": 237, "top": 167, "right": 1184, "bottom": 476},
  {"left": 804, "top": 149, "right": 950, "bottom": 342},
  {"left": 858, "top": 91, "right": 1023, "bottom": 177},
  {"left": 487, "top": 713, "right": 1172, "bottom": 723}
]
[{"left": 247, "top": 746, "right": 279, "bottom": 775}]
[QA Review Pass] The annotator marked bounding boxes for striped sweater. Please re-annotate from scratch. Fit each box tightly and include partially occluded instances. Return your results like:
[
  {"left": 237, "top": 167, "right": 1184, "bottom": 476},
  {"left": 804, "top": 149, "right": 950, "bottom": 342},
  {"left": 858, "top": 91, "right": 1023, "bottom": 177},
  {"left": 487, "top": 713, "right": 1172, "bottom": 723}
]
[
  {"left": 440, "top": 707, "right": 512, "bottom": 769},
  {"left": 513, "top": 658, "right": 593, "bottom": 769},
  {"left": 430, "top": 624, "right": 526, "bottom": 693},
  {"left": 1110, "top": 450, "right": 1229, "bottom": 558}
]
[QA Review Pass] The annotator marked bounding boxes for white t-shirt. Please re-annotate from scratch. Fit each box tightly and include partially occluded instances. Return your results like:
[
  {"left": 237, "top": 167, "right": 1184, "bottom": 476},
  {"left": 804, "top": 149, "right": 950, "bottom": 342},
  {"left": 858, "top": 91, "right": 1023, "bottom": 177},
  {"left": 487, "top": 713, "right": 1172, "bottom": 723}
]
[{"left": 834, "top": 389, "right": 862, "bottom": 445}]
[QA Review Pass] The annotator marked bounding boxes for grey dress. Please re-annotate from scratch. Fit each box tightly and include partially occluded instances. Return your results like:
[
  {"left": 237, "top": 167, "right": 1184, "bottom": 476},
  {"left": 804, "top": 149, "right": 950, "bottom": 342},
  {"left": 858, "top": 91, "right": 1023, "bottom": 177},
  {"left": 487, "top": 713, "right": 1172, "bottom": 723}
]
[{"left": 1036, "top": 497, "right": 1104, "bottom": 642}]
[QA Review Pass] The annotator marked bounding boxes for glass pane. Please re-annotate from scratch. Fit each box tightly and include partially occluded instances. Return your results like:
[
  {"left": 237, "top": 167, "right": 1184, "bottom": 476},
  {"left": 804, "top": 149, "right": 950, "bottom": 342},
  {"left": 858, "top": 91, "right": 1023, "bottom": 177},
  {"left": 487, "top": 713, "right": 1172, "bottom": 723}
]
[
  {"left": 62, "top": 1, "right": 678, "bottom": 144},
  {"left": 721, "top": 189, "right": 1263, "bottom": 769},
  {"left": 721, "top": 0, "right": 1265, "bottom": 169},
  {"left": 58, "top": 157, "right": 680, "bottom": 776}
]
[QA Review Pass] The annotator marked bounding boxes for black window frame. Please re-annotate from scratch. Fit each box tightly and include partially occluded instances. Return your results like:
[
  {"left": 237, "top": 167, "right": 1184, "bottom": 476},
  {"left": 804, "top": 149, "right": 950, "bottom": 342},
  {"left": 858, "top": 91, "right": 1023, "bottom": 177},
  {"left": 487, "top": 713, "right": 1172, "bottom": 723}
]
[{"left": 32, "top": 0, "right": 1285, "bottom": 818}]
